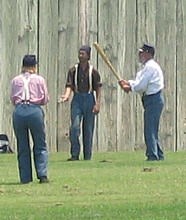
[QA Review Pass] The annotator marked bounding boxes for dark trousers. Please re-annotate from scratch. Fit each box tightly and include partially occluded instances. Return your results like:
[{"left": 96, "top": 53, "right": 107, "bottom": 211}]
[
  {"left": 142, "top": 91, "right": 164, "bottom": 160},
  {"left": 70, "top": 92, "right": 95, "bottom": 160},
  {"left": 13, "top": 104, "right": 48, "bottom": 183}
]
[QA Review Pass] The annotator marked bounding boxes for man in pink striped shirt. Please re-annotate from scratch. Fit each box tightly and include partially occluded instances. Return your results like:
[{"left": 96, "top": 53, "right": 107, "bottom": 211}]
[{"left": 10, "top": 55, "right": 49, "bottom": 184}]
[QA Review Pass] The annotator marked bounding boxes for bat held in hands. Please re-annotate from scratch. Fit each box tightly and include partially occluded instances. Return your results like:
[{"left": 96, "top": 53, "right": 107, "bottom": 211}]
[{"left": 93, "top": 42, "right": 122, "bottom": 81}]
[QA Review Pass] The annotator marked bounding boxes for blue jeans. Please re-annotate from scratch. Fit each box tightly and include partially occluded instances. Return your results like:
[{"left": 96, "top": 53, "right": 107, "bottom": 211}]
[
  {"left": 70, "top": 92, "right": 95, "bottom": 160},
  {"left": 142, "top": 91, "right": 164, "bottom": 160},
  {"left": 13, "top": 104, "right": 48, "bottom": 183}
]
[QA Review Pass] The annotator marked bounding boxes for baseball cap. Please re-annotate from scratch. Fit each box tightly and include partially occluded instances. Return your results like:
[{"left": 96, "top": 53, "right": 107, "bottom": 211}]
[
  {"left": 79, "top": 45, "right": 91, "bottom": 59},
  {"left": 22, "top": 55, "right": 37, "bottom": 67},
  {"left": 139, "top": 43, "right": 155, "bottom": 56}
]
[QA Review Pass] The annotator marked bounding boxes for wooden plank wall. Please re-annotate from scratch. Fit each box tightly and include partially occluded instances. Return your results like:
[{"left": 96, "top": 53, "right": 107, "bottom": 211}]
[
  {"left": 177, "top": 0, "right": 186, "bottom": 150},
  {"left": 156, "top": 0, "right": 177, "bottom": 151},
  {"left": 57, "top": 0, "right": 79, "bottom": 153},
  {"left": 0, "top": 0, "right": 38, "bottom": 148},
  {"left": 0, "top": 0, "right": 185, "bottom": 153}
]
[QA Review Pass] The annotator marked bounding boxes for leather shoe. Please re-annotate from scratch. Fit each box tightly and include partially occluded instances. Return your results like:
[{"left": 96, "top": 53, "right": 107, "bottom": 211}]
[
  {"left": 21, "top": 180, "right": 32, "bottom": 184},
  {"left": 39, "top": 176, "right": 49, "bottom": 183},
  {"left": 67, "top": 157, "right": 79, "bottom": 161},
  {"left": 146, "top": 158, "right": 158, "bottom": 161}
]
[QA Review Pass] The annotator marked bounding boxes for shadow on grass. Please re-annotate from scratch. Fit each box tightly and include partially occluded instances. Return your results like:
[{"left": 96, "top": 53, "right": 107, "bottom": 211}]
[{"left": 0, "top": 182, "right": 20, "bottom": 186}]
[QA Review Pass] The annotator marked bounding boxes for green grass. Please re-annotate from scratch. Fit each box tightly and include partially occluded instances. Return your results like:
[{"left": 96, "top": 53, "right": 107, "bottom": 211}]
[{"left": 0, "top": 151, "right": 186, "bottom": 220}]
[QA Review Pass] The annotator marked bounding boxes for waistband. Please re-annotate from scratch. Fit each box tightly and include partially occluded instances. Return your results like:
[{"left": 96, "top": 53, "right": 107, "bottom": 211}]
[
  {"left": 74, "top": 91, "right": 93, "bottom": 95},
  {"left": 20, "top": 100, "right": 30, "bottom": 104},
  {"left": 16, "top": 101, "right": 39, "bottom": 106},
  {"left": 143, "top": 90, "right": 162, "bottom": 97}
]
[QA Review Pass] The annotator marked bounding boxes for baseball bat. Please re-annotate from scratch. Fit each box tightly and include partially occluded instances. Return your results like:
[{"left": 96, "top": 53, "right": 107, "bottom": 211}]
[{"left": 93, "top": 42, "right": 121, "bottom": 81}]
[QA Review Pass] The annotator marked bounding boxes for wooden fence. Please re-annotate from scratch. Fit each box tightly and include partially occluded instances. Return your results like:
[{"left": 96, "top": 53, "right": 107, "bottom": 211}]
[{"left": 0, "top": 0, "right": 186, "bottom": 153}]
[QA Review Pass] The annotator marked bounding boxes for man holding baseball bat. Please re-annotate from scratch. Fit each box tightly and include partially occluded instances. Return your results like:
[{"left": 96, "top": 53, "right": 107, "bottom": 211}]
[
  {"left": 119, "top": 43, "right": 165, "bottom": 161},
  {"left": 60, "top": 45, "right": 102, "bottom": 161}
]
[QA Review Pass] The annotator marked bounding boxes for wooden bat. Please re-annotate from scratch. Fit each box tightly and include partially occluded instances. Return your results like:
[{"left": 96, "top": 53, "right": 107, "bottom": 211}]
[{"left": 93, "top": 42, "right": 121, "bottom": 81}]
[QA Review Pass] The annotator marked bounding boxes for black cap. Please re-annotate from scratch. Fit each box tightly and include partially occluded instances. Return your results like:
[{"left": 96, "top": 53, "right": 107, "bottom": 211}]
[
  {"left": 79, "top": 45, "right": 91, "bottom": 59},
  {"left": 22, "top": 55, "right": 37, "bottom": 67},
  {"left": 139, "top": 43, "right": 155, "bottom": 56}
]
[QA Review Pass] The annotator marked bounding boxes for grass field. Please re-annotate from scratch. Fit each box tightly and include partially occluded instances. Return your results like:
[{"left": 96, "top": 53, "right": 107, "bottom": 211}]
[{"left": 0, "top": 150, "right": 186, "bottom": 220}]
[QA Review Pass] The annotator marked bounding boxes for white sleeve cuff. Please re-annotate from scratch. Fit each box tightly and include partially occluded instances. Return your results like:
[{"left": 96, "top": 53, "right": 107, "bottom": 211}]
[{"left": 128, "top": 80, "right": 135, "bottom": 92}]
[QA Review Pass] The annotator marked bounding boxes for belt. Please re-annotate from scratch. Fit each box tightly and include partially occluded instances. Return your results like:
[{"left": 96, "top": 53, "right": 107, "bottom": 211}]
[
  {"left": 16, "top": 101, "right": 38, "bottom": 106},
  {"left": 143, "top": 90, "right": 161, "bottom": 97},
  {"left": 21, "top": 100, "right": 30, "bottom": 104},
  {"left": 74, "top": 91, "right": 93, "bottom": 95}
]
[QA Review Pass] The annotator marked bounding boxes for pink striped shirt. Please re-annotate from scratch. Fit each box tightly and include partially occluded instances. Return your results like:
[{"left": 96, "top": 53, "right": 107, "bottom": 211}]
[{"left": 10, "top": 72, "right": 49, "bottom": 105}]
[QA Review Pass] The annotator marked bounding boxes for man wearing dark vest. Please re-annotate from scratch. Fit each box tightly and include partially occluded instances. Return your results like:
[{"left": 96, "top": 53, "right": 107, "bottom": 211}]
[{"left": 61, "top": 45, "right": 102, "bottom": 161}]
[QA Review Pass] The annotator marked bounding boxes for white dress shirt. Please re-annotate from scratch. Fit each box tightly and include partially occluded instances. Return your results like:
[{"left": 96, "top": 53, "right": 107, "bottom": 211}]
[{"left": 128, "top": 59, "right": 164, "bottom": 95}]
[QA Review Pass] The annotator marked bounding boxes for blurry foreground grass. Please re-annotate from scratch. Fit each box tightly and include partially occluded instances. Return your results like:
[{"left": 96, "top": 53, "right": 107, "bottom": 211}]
[{"left": 0, "top": 151, "right": 186, "bottom": 220}]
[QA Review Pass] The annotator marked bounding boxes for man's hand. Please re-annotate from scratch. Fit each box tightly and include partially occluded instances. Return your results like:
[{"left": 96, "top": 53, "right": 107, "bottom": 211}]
[
  {"left": 58, "top": 87, "right": 72, "bottom": 103},
  {"left": 58, "top": 94, "right": 69, "bottom": 103},
  {"left": 118, "top": 79, "right": 128, "bottom": 86},
  {"left": 92, "top": 102, "right": 100, "bottom": 114},
  {"left": 118, "top": 79, "right": 131, "bottom": 93}
]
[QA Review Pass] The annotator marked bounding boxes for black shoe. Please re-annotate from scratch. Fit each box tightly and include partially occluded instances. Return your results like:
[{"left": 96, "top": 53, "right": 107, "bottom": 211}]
[
  {"left": 67, "top": 157, "right": 79, "bottom": 161},
  {"left": 84, "top": 158, "right": 91, "bottom": 160},
  {"left": 159, "top": 157, "right": 164, "bottom": 161},
  {"left": 21, "top": 180, "right": 32, "bottom": 184},
  {"left": 146, "top": 158, "right": 158, "bottom": 161},
  {"left": 39, "top": 176, "right": 49, "bottom": 184}
]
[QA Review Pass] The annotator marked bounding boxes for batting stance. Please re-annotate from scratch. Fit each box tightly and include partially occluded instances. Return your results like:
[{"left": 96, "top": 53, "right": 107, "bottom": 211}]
[
  {"left": 60, "top": 45, "right": 102, "bottom": 161},
  {"left": 119, "top": 43, "right": 164, "bottom": 161}
]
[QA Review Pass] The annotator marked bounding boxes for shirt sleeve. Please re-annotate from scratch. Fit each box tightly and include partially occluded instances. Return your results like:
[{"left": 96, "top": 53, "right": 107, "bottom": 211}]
[
  {"left": 65, "top": 68, "right": 75, "bottom": 89},
  {"left": 129, "top": 67, "right": 152, "bottom": 93},
  {"left": 92, "top": 69, "right": 102, "bottom": 91},
  {"left": 10, "top": 79, "right": 17, "bottom": 105},
  {"left": 41, "top": 77, "right": 49, "bottom": 105},
  {"left": 10, "top": 76, "right": 24, "bottom": 105}
]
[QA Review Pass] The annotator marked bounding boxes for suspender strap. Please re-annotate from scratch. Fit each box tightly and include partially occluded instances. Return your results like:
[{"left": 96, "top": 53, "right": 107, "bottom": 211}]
[
  {"left": 74, "top": 64, "right": 78, "bottom": 93},
  {"left": 74, "top": 63, "right": 93, "bottom": 93},
  {"left": 21, "top": 75, "right": 30, "bottom": 101},
  {"left": 88, "top": 65, "right": 93, "bottom": 93}
]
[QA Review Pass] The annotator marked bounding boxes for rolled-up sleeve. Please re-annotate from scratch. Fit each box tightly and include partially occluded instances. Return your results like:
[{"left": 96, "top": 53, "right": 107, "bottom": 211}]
[{"left": 92, "top": 70, "right": 102, "bottom": 90}]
